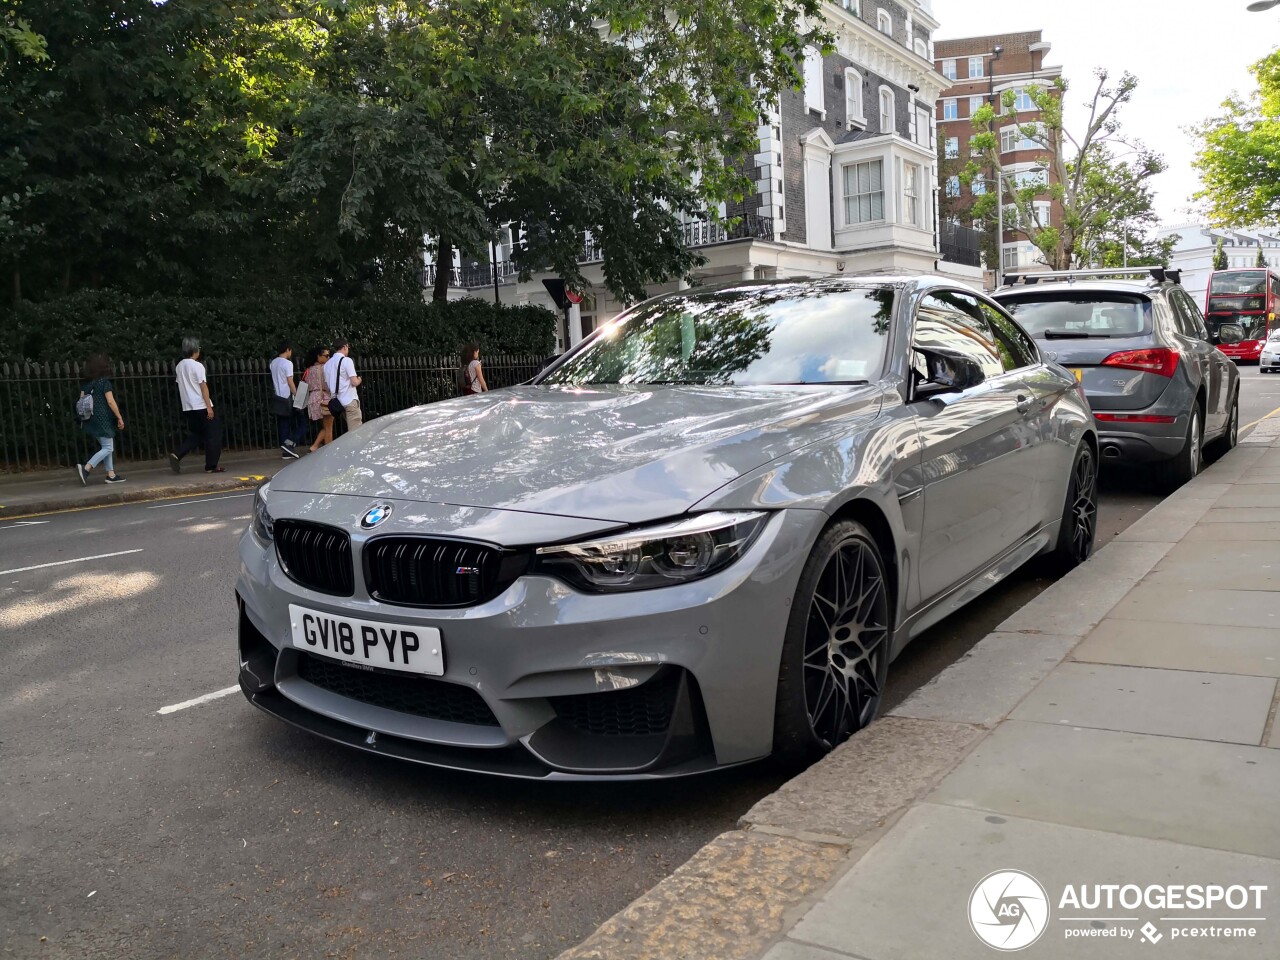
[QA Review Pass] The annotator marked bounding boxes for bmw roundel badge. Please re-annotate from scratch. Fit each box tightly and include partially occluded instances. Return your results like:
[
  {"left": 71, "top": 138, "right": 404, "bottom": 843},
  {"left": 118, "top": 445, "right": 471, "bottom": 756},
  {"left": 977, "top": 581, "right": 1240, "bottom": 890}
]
[{"left": 361, "top": 503, "right": 393, "bottom": 529}]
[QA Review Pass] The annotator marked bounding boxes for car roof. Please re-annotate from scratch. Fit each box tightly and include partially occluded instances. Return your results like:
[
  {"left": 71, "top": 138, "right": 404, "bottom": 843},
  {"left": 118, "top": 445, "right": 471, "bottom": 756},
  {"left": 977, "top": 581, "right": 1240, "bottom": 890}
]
[{"left": 993, "top": 280, "right": 1166, "bottom": 298}]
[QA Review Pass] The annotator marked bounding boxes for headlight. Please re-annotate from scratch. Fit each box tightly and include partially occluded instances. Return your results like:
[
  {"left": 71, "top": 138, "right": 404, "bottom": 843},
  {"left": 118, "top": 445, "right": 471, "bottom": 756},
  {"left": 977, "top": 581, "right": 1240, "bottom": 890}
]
[
  {"left": 534, "top": 511, "right": 768, "bottom": 593},
  {"left": 252, "top": 483, "right": 274, "bottom": 543}
]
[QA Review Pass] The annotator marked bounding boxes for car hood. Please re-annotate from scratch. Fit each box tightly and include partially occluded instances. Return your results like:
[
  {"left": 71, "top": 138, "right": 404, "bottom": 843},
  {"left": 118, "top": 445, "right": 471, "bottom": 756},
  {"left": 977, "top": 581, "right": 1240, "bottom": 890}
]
[{"left": 272, "top": 384, "right": 882, "bottom": 523}]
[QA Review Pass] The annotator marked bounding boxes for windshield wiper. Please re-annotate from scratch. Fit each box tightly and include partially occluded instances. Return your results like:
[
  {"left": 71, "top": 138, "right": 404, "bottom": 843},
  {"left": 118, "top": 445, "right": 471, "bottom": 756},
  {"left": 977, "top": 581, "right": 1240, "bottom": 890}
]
[
  {"left": 1041, "top": 330, "right": 1114, "bottom": 339},
  {"left": 774, "top": 380, "right": 870, "bottom": 386}
]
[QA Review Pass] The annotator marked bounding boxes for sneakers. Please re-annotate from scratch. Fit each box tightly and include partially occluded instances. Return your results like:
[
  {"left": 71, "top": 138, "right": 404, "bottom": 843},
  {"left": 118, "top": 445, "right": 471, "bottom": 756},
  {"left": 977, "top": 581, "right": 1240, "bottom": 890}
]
[
  {"left": 281, "top": 445, "right": 300, "bottom": 460},
  {"left": 76, "top": 464, "right": 87, "bottom": 486},
  {"left": 169, "top": 453, "right": 182, "bottom": 474},
  {"left": 104, "top": 474, "right": 126, "bottom": 484}
]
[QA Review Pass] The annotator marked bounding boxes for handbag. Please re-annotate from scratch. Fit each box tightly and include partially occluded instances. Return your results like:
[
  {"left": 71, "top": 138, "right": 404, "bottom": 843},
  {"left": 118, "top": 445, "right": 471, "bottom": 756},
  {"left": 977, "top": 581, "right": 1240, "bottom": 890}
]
[
  {"left": 292, "top": 380, "right": 310, "bottom": 410},
  {"left": 327, "top": 358, "right": 348, "bottom": 418},
  {"left": 270, "top": 394, "right": 292, "bottom": 417}
]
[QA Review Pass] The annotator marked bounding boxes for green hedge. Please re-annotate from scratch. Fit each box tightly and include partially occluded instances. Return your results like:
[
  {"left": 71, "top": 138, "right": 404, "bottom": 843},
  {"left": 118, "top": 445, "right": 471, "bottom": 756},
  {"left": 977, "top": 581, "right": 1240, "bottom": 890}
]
[{"left": 0, "top": 290, "right": 557, "bottom": 362}]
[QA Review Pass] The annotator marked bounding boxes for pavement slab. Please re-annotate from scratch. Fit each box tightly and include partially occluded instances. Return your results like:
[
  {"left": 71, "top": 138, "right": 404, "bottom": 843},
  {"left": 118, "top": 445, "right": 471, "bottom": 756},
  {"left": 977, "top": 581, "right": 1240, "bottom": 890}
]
[
  {"left": 740, "top": 717, "right": 984, "bottom": 841},
  {"left": 783, "top": 803, "right": 1280, "bottom": 960},
  {"left": 1072, "top": 619, "right": 1280, "bottom": 678},
  {"left": 556, "top": 830, "right": 846, "bottom": 960},
  {"left": 996, "top": 540, "right": 1171, "bottom": 637},
  {"left": 1215, "top": 488, "right": 1280, "bottom": 508},
  {"left": 929, "top": 721, "right": 1280, "bottom": 859},
  {"left": 762, "top": 942, "right": 867, "bottom": 960},
  {"left": 889, "top": 632, "right": 1079, "bottom": 727},
  {"left": 1108, "top": 583, "right": 1280, "bottom": 631},
  {"left": 1009, "top": 662, "right": 1275, "bottom": 745},
  {"left": 1146, "top": 539, "right": 1280, "bottom": 590},
  {"left": 1184, "top": 521, "right": 1280, "bottom": 541},
  {"left": 1201, "top": 507, "right": 1280, "bottom": 523}
]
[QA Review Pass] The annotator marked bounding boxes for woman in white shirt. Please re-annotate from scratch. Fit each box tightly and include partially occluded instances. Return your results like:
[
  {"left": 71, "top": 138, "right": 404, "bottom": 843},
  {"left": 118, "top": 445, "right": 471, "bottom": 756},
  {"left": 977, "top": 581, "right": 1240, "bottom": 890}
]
[{"left": 458, "top": 344, "right": 488, "bottom": 395}]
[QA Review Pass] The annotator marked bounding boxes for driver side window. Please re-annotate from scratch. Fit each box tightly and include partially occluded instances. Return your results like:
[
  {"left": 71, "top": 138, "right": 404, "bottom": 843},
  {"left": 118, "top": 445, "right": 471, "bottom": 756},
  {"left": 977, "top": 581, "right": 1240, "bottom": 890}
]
[{"left": 911, "top": 293, "right": 1006, "bottom": 390}]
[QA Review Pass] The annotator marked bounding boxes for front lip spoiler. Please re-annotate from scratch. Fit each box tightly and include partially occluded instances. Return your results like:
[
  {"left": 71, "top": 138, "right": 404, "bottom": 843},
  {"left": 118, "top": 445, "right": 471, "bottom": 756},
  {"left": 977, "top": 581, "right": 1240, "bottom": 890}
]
[{"left": 240, "top": 681, "right": 752, "bottom": 782}]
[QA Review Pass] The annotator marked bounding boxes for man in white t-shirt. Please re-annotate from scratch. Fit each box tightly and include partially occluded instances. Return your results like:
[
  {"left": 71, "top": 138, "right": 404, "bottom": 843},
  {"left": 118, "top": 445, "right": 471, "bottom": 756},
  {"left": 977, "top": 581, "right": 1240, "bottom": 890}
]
[
  {"left": 323, "top": 338, "right": 363, "bottom": 430},
  {"left": 169, "top": 337, "right": 224, "bottom": 473},
  {"left": 270, "top": 340, "right": 305, "bottom": 459}
]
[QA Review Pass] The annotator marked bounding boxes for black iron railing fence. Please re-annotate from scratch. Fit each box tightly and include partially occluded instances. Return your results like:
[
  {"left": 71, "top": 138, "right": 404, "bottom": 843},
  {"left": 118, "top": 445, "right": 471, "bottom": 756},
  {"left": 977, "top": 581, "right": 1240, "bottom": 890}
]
[
  {"left": 0, "top": 354, "right": 546, "bottom": 471},
  {"left": 940, "top": 221, "right": 984, "bottom": 268}
]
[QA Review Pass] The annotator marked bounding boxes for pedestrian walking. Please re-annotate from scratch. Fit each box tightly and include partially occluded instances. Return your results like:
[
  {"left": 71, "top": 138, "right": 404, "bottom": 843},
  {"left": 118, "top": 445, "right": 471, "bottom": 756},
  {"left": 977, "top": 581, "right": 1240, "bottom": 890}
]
[
  {"left": 304, "top": 345, "right": 334, "bottom": 452},
  {"left": 75, "top": 354, "right": 126, "bottom": 485},
  {"left": 270, "top": 340, "right": 306, "bottom": 460},
  {"left": 458, "top": 343, "right": 488, "bottom": 395},
  {"left": 169, "top": 337, "right": 225, "bottom": 474},
  {"left": 323, "top": 338, "right": 363, "bottom": 431}
]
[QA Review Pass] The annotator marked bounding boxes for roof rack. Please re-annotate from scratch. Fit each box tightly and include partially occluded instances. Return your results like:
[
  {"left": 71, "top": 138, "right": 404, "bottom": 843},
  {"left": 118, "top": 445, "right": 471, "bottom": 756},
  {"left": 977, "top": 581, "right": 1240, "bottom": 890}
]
[{"left": 1001, "top": 267, "right": 1181, "bottom": 287}]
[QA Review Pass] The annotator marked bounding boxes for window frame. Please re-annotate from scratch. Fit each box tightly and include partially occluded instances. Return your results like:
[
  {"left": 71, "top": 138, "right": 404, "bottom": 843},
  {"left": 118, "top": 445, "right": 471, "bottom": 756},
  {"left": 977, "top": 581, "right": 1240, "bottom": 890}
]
[
  {"left": 877, "top": 10, "right": 893, "bottom": 36},
  {"left": 842, "top": 158, "right": 886, "bottom": 226},
  {"left": 803, "top": 45, "right": 825, "bottom": 117},
  {"left": 945, "top": 137, "right": 959, "bottom": 159},
  {"left": 968, "top": 56, "right": 985, "bottom": 79},
  {"left": 902, "top": 161, "right": 921, "bottom": 228},
  {"left": 941, "top": 59, "right": 957, "bottom": 81},
  {"left": 879, "top": 86, "right": 896, "bottom": 135},
  {"left": 942, "top": 98, "right": 958, "bottom": 121},
  {"left": 844, "top": 67, "right": 866, "bottom": 127}
]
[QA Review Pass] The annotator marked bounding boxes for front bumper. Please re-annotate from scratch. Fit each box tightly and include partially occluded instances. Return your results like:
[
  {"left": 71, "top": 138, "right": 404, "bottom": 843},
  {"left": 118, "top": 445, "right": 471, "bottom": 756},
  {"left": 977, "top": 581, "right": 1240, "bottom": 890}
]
[
  {"left": 1218, "top": 341, "right": 1263, "bottom": 362},
  {"left": 236, "top": 507, "right": 824, "bottom": 779},
  {"left": 1261, "top": 353, "right": 1280, "bottom": 371}
]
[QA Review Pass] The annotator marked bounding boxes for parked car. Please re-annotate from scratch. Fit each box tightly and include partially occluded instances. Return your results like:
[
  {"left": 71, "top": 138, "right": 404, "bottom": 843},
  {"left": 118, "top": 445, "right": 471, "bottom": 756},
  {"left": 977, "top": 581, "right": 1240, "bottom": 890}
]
[
  {"left": 1259, "top": 328, "right": 1280, "bottom": 373},
  {"left": 994, "top": 268, "right": 1241, "bottom": 489},
  {"left": 236, "top": 276, "right": 1097, "bottom": 779}
]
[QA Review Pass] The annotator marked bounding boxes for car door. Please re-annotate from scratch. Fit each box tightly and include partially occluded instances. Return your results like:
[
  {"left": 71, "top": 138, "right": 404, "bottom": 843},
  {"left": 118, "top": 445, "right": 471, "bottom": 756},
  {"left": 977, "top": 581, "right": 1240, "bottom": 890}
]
[
  {"left": 910, "top": 292, "right": 1039, "bottom": 604},
  {"left": 1170, "top": 289, "right": 1228, "bottom": 435}
]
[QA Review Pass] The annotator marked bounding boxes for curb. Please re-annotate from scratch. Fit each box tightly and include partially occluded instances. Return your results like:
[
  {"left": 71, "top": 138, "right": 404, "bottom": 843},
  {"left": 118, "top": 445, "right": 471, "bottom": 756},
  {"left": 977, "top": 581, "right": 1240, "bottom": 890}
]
[
  {"left": 0, "top": 475, "right": 266, "bottom": 519},
  {"left": 555, "top": 448, "right": 1258, "bottom": 960}
]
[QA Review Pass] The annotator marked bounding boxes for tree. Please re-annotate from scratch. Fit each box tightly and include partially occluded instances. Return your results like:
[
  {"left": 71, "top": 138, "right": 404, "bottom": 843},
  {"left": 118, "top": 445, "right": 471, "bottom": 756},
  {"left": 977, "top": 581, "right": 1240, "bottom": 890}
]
[
  {"left": 1214, "top": 238, "right": 1228, "bottom": 270},
  {"left": 963, "top": 69, "right": 1166, "bottom": 271},
  {"left": 1194, "top": 50, "right": 1280, "bottom": 226},
  {"left": 1258, "top": 246, "right": 1268, "bottom": 268}
]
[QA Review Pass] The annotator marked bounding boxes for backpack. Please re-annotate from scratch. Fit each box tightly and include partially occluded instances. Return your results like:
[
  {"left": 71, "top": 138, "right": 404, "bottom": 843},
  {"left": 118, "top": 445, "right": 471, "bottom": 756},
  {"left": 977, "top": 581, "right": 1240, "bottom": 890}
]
[{"left": 75, "top": 390, "right": 94, "bottom": 422}]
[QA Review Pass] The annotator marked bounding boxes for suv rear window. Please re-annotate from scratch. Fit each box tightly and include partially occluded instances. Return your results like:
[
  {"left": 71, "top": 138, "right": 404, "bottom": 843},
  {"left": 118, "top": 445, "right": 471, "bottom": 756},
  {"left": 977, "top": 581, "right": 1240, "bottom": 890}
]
[{"left": 996, "top": 293, "right": 1152, "bottom": 339}]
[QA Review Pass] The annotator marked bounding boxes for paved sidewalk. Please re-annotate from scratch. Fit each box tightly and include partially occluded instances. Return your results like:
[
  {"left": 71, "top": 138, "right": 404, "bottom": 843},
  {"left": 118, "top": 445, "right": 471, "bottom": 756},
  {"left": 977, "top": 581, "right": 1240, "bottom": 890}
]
[
  {"left": 0, "top": 450, "right": 290, "bottom": 519},
  {"left": 562, "top": 427, "right": 1280, "bottom": 959}
]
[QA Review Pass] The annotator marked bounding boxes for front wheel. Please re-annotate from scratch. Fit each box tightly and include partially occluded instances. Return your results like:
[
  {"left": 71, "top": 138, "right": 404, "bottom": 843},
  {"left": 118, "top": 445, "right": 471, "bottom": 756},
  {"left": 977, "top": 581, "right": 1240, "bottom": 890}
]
[
  {"left": 1045, "top": 442, "right": 1098, "bottom": 574},
  {"left": 773, "top": 521, "right": 892, "bottom": 764},
  {"left": 1205, "top": 391, "right": 1239, "bottom": 462},
  {"left": 1154, "top": 407, "right": 1202, "bottom": 492}
]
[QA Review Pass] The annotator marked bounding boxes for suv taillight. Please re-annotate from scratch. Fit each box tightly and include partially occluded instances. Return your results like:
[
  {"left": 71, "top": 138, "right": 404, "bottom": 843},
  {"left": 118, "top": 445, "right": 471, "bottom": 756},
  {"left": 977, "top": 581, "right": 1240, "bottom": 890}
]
[{"left": 1101, "top": 348, "right": 1179, "bottom": 378}]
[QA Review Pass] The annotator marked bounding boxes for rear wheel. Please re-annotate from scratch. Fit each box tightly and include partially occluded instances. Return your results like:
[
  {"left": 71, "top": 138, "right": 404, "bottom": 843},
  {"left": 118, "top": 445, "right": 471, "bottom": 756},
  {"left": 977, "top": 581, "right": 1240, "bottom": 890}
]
[
  {"left": 773, "top": 521, "right": 892, "bottom": 764},
  {"left": 1205, "top": 391, "right": 1239, "bottom": 462},
  {"left": 1045, "top": 442, "right": 1098, "bottom": 574},
  {"left": 1154, "top": 407, "right": 1202, "bottom": 491}
]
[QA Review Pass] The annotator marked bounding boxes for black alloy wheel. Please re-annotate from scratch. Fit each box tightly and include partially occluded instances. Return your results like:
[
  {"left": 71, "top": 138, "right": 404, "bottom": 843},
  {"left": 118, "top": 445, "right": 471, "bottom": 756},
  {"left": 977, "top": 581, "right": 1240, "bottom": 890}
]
[
  {"left": 773, "top": 521, "right": 892, "bottom": 761},
  {"left": 1047, "top": 442, "right": 1098, "bottom": 574},
  {"left": 1205, "top": 391, "right": 1240, "bottom": 461}
]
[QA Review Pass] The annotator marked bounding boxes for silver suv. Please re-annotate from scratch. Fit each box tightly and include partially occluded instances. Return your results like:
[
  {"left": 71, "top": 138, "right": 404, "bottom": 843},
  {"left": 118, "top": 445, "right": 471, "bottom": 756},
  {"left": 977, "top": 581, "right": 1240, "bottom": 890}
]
[{"left": 994, "top": 268, "right": 1241, "bottom": 489}]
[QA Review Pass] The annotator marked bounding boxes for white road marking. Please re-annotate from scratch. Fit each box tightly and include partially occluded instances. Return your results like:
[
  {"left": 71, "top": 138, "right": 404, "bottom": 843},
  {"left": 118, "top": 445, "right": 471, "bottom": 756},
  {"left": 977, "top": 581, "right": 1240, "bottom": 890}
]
[
  {"left": 146, "top": 493, "right": 254, "bottom": 509},
  {"left": 0, "top": 521, "right": 51, "bottom": 531},
  {"left": 157, "top": 685, "right": 241, "bottom": 715},
  {"left": 0, "top": 549, "right": 144, "bottom": 576}
]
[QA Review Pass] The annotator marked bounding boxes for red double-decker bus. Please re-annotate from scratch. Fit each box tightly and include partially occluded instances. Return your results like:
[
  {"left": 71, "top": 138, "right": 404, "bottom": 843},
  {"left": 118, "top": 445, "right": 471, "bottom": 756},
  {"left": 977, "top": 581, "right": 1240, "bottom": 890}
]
[{"left": 1204, "top": 268, "right": 1279, "bottom": 362}]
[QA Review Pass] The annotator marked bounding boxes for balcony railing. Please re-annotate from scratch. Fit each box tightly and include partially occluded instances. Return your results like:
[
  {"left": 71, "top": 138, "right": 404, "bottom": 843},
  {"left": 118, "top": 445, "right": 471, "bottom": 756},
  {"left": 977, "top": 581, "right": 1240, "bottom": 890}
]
[
  {"left": 940, "top": 221, "right": 983, "bottom": 268},
  {"left": 423, "top": 260, "right": 520, "bottom": 289},
  {"left": 579, "top": 214, "right": 774, "bottom": 264}
]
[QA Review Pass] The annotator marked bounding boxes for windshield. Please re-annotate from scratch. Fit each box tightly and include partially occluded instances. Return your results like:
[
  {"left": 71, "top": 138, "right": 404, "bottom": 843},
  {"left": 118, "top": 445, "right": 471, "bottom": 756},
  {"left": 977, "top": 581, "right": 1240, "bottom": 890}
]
[
  {"left": 1206, "top": 312, "right": 1269, "bottom": 341},
  {"left": 541, "top": 285, "right": 895, "bottom": 386},
  {"left": 998, "top": 294, "right": 1151, "bottom": 338},
  {"left": 1209, "top": 271, "right": 1267, "bottom": 297}
]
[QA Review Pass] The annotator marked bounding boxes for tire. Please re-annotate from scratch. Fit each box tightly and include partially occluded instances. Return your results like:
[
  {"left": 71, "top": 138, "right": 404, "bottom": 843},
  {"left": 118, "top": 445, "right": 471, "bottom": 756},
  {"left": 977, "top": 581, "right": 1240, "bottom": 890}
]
[
  {"left": 773, "top": 520, "right": 893, "bottom": 764},
  {"left": 1154, "top": 406, "right": 1202, "bottom": 492},
  {"left": 1205, "top": 390, "right": 1239, "bottom": 462},
  {"left": 1044, "top": 442, "right": 1098, "bottom": 575}
]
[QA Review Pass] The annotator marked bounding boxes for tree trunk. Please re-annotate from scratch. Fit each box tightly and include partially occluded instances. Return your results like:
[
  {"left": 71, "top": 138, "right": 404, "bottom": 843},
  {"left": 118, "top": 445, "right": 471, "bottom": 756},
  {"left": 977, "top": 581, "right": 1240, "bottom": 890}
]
[
  {"left": 12, "top": 265, "right": 20, "bottom": 304},
  {"left": 433, "top": 235, "right": 453, "bottom": 303}
]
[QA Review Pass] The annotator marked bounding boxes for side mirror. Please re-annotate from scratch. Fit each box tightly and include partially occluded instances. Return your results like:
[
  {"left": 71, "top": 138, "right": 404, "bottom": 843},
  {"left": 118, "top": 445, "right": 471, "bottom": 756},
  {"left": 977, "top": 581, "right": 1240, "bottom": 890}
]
[
  {"left": 916, "top": 347, "right": 986, "bottom": 397},
  {"left": 1218, "top": 323, "right": 1245, "bottom": 345}
]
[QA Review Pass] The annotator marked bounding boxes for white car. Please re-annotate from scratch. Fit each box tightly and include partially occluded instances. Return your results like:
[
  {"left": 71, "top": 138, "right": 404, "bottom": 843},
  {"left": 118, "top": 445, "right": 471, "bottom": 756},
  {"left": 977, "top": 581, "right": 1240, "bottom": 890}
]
[{"left": 1261, "top": 330, "right": 1280, "bottom": 373}]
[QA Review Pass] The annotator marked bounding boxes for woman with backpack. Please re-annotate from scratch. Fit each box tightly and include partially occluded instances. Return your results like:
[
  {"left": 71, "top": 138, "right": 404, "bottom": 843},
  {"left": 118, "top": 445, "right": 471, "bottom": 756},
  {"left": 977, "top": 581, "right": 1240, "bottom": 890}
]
[
  {"left": 76, "top": 354, "right": 126, "bottom": 485},
  {"left": 458, "top": 344, "right": 488, "bottom": 396}
]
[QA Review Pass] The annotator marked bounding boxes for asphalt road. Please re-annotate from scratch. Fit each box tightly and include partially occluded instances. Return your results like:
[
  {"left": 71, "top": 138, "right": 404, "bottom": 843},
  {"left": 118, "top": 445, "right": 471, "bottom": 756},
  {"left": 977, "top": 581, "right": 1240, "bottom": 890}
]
[{"left": 3, "top": 368, "right": 1276, "bottom": 960}]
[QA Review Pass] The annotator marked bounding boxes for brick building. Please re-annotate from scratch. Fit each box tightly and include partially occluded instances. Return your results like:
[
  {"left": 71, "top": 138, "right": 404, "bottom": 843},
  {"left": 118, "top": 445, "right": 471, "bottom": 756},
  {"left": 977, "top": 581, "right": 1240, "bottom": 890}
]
[
  {"left": 428, "top": 1, "right": 984, "bottom": 347},
  {"left": 934, "top": 30, "right": 1063, "bottom": 278}
]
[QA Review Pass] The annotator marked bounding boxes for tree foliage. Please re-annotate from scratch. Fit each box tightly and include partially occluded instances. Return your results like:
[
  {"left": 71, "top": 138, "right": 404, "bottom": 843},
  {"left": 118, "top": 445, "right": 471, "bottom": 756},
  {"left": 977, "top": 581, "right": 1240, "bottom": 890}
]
[
  {"left": 1193, "top": 50, "right": 1280, "bottom": 227},
  {"left": 1, "top": 0, "right": 825, "bottom": 305},
  {"left": 963, "top": 70, "right": 1167, "bottom": 271},
  {"left": 1214, "top": 238, "right": 1228, "bottom": 271}
]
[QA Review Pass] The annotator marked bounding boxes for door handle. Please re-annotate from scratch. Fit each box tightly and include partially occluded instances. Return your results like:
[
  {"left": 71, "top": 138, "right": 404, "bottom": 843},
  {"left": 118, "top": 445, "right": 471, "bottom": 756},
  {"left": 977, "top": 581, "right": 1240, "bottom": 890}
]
[{"left": 1016, "top": 394, "right": 1034, "bottom": 414}]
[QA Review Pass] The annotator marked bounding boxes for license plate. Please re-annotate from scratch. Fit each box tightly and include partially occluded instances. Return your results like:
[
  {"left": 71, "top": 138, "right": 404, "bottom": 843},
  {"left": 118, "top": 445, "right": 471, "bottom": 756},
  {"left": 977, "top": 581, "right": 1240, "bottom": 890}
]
[
  {"left": 1070, "top": 368, "right": 1084, "bottom": 382},
  {"left": 289, "top": 604, "right": 443, "bottom": 675}
]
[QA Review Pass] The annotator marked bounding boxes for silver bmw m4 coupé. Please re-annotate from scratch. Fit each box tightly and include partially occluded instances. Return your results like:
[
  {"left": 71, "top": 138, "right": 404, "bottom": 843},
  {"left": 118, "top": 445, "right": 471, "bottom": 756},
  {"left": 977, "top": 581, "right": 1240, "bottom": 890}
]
[{"left": 237, "top": 276, "right": 1097, "bottom": 779}]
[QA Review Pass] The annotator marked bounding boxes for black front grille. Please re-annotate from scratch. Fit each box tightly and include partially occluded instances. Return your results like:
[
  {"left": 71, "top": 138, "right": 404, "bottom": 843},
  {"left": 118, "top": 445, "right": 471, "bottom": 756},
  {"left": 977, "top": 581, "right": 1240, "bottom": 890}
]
[
  {"left": 364, "top": 537, "right": 527, "bottom": 607},
  {"left": 296, "top": 653, "right": 500, "bottom": 726},
  {"left": 549, "top": 669, "right": 682, "bottom": 737},
  {"left": 275, "top": 520, "right": 355, "bottom": 596}
]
